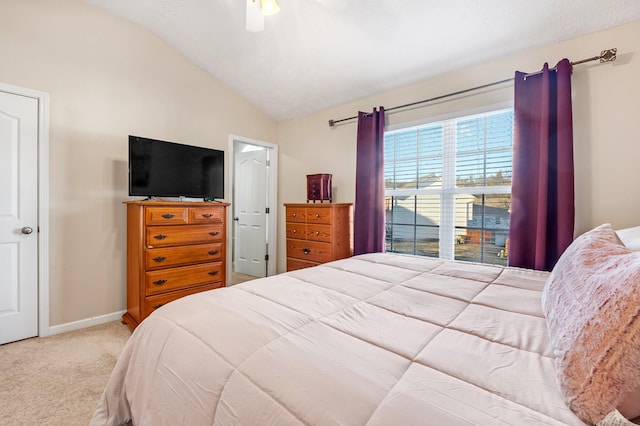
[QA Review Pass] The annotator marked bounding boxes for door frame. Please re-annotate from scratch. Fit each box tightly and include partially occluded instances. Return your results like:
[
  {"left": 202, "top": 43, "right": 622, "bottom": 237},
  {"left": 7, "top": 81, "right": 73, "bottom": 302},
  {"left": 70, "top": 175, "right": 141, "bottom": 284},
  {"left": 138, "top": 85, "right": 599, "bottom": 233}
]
[
  {"left": 228, "top": 134, "right": 278, "bottom": 283},
  {"left": 0, "top": 82, "right": 50, "bottom": 338}
]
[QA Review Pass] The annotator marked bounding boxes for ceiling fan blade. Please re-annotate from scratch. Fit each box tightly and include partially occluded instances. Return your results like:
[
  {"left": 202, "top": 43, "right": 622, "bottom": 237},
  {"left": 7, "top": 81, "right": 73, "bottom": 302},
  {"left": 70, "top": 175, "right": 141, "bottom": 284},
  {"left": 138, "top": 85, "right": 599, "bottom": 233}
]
[{"left": 246, "top": 0, "right": 264, "bottom": 32}]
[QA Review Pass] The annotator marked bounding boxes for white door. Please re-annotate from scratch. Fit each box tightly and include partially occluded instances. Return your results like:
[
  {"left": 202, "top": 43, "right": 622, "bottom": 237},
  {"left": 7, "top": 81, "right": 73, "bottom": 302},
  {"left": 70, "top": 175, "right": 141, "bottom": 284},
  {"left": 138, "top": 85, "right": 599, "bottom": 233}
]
[
  {"left": 0, "top": 90, "right": 39, "bottom": 345},
  {"left": 233, "top": 147, "right": 268, "bottom": 277}
]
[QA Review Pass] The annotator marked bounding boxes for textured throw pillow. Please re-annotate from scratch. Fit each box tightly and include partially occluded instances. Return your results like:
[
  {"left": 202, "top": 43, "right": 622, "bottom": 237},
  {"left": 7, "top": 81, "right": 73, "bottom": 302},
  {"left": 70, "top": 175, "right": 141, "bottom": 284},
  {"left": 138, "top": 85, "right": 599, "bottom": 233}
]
[{"left": 542, "top": 224, "right": 640, "bottom": 424}]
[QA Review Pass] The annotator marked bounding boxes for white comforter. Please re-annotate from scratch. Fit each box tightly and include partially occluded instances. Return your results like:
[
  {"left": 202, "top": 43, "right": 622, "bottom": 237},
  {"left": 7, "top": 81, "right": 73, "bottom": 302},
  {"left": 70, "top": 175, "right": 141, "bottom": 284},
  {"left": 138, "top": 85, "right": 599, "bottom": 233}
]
[{"left": 91, "top": 253, "right": 585, "bottom": 425}]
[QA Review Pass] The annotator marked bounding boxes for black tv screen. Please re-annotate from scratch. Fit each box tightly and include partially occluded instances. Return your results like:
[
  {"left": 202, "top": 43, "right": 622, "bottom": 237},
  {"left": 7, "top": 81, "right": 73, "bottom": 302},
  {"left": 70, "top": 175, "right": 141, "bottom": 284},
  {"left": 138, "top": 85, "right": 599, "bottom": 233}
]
[{"left": 128, "top": 136, "right": 224, "bottom": 200}]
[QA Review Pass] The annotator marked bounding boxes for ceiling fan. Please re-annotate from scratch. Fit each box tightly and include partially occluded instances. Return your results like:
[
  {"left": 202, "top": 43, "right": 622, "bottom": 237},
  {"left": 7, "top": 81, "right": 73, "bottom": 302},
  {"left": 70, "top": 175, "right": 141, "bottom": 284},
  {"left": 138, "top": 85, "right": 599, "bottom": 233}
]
[
  {"left": 245, "top": 0, "right": 347, "bottom": 32},
  {"left": 245, "top": 0, "right": 280, "bottom": 32}
]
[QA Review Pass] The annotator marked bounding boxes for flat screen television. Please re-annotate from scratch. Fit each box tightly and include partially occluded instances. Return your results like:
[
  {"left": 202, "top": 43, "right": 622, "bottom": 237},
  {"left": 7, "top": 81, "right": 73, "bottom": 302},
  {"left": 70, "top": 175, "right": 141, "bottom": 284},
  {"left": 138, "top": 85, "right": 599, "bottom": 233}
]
[{"left": 128, "top": 135, "right": 224, "bottom": 200}]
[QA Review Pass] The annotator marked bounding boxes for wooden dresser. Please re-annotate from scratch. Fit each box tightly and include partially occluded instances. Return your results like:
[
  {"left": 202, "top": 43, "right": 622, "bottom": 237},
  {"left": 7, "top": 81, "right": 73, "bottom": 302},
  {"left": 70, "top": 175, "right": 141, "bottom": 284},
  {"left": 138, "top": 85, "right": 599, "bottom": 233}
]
[
  {"left": 284, "top": 203, "right": 352, "bottom": 271},
  {"left": 122, "top": 201, "right": 229, "bottom": 330}
]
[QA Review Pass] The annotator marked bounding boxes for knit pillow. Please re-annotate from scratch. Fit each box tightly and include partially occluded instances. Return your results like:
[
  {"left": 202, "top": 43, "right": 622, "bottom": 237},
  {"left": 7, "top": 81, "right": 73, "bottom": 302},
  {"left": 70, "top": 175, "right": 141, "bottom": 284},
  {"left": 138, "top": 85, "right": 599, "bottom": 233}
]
[{"left": 542, "top": 224, "right": 640, "bottom": 424}]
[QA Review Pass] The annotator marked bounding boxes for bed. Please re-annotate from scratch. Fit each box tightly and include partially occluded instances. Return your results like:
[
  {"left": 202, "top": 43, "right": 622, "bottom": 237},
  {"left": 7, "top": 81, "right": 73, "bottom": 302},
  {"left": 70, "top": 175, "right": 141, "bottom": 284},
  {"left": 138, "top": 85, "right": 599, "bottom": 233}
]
[{"left": 91, "top": 224, "right": 640, "bottom": 426}]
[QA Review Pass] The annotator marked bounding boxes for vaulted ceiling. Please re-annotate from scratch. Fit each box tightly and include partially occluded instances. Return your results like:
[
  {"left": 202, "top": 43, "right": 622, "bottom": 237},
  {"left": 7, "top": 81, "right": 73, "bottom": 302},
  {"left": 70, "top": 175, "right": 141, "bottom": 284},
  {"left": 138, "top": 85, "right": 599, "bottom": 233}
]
[{"left": 85, "top": 0, "right": 640, "bottom": 121}]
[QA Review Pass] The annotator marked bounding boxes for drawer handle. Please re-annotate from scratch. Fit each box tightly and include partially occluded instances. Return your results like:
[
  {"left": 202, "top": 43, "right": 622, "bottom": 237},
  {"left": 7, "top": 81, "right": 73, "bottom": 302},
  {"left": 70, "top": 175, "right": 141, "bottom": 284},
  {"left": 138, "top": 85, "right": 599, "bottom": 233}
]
[
  {"left": 202, "top": 213, "right": 213, "bottom": 218},
  {"left": 161, "top": 213, "right": 175, "bottom": 219},
  {"left": 302, "top": 248, "right": 310, "bottom": 255},
  {"left": 292, "top": 213, "right": 297, "bottom": 217},
  {"left": 153, "top": 234, "right": 168, "bottom": 240},
  {"left": 209, "top": 231, "right": 220, "bottom": 236},
  {"left": 152, "top": 256, "right": 166, "bottom": 263},
  {"left": 208, "top": 250, "right": 219, "bottom": 255},
  {"left": 153, "top": 279, "right": 167, "bottom": 286},
  {"left": 315, "top": 231, "right": 320, "bottom": 235},
  {"left": 152, "top": 303, "right": 165, "bottom": 310},
  {"left": 208, "top": 270, "right": 219, "bottom": 276},
  {"left": 292, "top": 229, "right": 297, "bottom": 234},
  {"left": 315, "top": 214, "right": 320, "bottom": 218}
]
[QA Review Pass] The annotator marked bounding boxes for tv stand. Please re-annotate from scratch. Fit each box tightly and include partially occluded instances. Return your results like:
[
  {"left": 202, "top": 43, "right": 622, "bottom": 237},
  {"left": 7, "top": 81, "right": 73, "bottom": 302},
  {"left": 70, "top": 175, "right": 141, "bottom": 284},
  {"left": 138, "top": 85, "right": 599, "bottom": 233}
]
[{"left": 122, "top": 200, "right": 230, "bottom": 331}]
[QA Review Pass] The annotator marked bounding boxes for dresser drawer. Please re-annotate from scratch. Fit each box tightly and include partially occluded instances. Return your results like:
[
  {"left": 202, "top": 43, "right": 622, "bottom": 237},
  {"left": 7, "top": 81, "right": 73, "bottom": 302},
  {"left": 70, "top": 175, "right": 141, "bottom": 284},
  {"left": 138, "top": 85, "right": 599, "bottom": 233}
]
[
  {"left": 306, "top": 224, "right": 331, "bottom": 242},
  {"left": 286, "top": 207, "right": 307, "bottom": 223},
  {"left": 145, "top": 243, "right": 223, "bottom": 270},
  {"left": 189, "top": 207, "right": 224, "bottom": 223},
  {"left": 286, "top": 257, "right": 318, "bottom": 271},
  {"left": 286, "top": 223, "right": 331, "bottom": 242},
  {"left": 145, "top": 207, "right": 189, "bottom": 225},
  {"left": 146, "top": 225, "right": 223, "bottom": 247},
  {"left": 306, "top": 207, "right": 332, "bottom": 224},
  {"left": 286, "top": 239, "right": 332, "bottom": 263},
  {"left": 143, "top": 282, "right": 223, "bottom": 318},
  {"left": 145, "top": 262, "right": 223, "bottom": 296},
  {"left": 286, "top": 223, "right": 306, "bottom": 239}
]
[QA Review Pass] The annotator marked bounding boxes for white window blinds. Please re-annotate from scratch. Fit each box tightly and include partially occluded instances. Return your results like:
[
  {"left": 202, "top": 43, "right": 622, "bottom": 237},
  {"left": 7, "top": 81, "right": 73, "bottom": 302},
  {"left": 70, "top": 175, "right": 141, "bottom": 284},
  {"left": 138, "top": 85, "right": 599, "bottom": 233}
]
[{"left": 384, "top": 108, "right": 513, "bottom": 265}]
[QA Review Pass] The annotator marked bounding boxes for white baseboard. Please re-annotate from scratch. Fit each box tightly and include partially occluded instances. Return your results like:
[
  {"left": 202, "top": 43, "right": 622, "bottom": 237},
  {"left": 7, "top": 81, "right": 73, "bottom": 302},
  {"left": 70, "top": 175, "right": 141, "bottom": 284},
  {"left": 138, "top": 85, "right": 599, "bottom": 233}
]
[{"left": 45, "top": 310, "right": 126, "bottom": 336}]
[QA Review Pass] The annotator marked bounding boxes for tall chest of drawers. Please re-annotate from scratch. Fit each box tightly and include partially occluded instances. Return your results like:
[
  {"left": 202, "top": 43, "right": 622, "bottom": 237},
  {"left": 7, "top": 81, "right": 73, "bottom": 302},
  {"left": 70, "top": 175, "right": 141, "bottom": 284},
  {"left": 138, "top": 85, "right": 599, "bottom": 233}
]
[
  {"left": 122, "top": 201, "right": 229, "bottom": 331},
  {"left": 284, "top": 203, "right": 352, "bottom": 271}
]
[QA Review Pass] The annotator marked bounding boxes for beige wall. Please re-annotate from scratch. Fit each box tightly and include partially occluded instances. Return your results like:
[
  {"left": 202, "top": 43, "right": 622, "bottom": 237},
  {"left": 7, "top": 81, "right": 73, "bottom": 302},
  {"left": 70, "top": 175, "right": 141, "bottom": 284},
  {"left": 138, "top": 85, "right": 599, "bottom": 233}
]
[
  {"left": 2, "top": 0, "right": 639, "bottom": 327},
  {"left": 0, "top": 0, "right": 277, "bottom": 327},
  {"left": 277, "top": 20, "right": 640, "bottom": 273}
]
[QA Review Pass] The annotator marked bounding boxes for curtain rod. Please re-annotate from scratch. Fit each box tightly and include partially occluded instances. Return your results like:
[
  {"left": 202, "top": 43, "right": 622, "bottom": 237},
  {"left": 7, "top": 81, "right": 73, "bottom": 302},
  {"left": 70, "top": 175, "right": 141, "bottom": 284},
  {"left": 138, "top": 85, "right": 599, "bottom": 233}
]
[{"left": 328, "top": 48, "right": 617, "bottom": 127}]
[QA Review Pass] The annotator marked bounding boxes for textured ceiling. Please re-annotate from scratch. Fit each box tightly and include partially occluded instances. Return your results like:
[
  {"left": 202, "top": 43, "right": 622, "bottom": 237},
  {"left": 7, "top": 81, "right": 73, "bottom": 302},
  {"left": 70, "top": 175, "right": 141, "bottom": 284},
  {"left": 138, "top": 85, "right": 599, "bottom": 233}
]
[{"left": 84, "top": 0, "right": 640, "bottom": 121}]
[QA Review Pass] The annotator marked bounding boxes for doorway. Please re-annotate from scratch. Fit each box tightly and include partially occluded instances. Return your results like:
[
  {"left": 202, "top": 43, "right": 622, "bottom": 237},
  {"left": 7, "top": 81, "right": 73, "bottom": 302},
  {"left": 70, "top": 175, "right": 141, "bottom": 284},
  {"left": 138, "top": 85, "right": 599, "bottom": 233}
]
[
  {"left": 0, "top": 83, "right": 49, "bottom": 344},
  {"left": 228, "top": 135, "right": 278, "bottom": 285}
]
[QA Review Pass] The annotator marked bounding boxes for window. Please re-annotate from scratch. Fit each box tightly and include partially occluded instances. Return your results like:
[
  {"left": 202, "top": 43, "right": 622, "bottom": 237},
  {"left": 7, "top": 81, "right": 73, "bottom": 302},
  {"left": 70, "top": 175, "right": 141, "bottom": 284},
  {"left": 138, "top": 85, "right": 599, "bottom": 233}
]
[{"left": 384, "top": 108, "right": 513, "bottom": 265}]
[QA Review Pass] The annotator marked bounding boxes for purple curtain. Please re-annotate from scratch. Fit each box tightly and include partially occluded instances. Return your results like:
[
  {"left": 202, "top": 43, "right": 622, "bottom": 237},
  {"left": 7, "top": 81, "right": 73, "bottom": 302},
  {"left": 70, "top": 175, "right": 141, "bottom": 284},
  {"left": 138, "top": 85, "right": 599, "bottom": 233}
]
[
  {"left": 508, "top": 59, "right": 575, "bottom": 271},
  {"left": 354, "top": 107, "right": 385, "bottom": 255}
]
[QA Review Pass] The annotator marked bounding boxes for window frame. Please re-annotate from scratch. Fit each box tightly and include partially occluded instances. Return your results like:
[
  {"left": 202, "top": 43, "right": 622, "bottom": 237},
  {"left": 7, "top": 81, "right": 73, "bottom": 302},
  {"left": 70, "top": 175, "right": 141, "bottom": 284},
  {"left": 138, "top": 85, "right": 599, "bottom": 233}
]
[{"left": 384, "top": 103, "right": 513, "bottom": 263}]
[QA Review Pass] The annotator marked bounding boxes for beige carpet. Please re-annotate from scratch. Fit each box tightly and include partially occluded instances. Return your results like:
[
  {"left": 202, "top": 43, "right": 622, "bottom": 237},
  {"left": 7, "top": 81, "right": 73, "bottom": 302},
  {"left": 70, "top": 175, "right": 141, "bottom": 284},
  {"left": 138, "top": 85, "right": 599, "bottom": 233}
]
[
  {"left": 0, "top": 321, "right": 131, "bottom": 426},
  {"left": 231, "top": 271, "right": 259, "bottom": 285}
]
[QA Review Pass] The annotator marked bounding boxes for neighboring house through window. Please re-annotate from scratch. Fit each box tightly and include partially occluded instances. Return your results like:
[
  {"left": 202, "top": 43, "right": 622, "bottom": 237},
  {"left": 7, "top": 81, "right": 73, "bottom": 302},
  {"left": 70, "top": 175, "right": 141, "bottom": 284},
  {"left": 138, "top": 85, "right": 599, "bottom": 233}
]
[{"left": 384, "top": 108, "right": 513, "bottom": 265}]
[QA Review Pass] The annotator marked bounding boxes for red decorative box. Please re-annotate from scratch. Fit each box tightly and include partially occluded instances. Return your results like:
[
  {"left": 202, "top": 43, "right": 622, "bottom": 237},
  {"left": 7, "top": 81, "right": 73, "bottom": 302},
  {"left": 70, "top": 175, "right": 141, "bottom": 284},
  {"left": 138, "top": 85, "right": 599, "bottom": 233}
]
[{"left": 306, "top": 174, "right": 332, "bottom": 203}]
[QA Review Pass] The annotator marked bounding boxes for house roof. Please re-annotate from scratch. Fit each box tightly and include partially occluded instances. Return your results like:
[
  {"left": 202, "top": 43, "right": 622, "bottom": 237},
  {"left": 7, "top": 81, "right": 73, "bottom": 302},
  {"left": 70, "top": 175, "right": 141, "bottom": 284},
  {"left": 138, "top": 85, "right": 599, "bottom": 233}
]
[{"left": 84, "top": 0, "right": 640, "bottom": 121}]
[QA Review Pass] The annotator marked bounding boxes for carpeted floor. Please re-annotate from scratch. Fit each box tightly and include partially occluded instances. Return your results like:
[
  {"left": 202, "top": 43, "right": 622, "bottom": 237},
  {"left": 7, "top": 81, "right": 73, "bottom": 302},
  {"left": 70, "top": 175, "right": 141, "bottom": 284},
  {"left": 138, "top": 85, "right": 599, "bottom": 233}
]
[{"left": 0, "top": 321, "right": 131, "bottom": 426}]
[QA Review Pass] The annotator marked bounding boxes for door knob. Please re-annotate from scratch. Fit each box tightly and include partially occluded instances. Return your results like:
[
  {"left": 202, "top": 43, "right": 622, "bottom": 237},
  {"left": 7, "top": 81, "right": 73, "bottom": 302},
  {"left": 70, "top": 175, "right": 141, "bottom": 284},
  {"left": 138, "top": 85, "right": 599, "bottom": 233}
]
[{"left": 21, "top": 227, "right": 34, "bottom": 235}]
